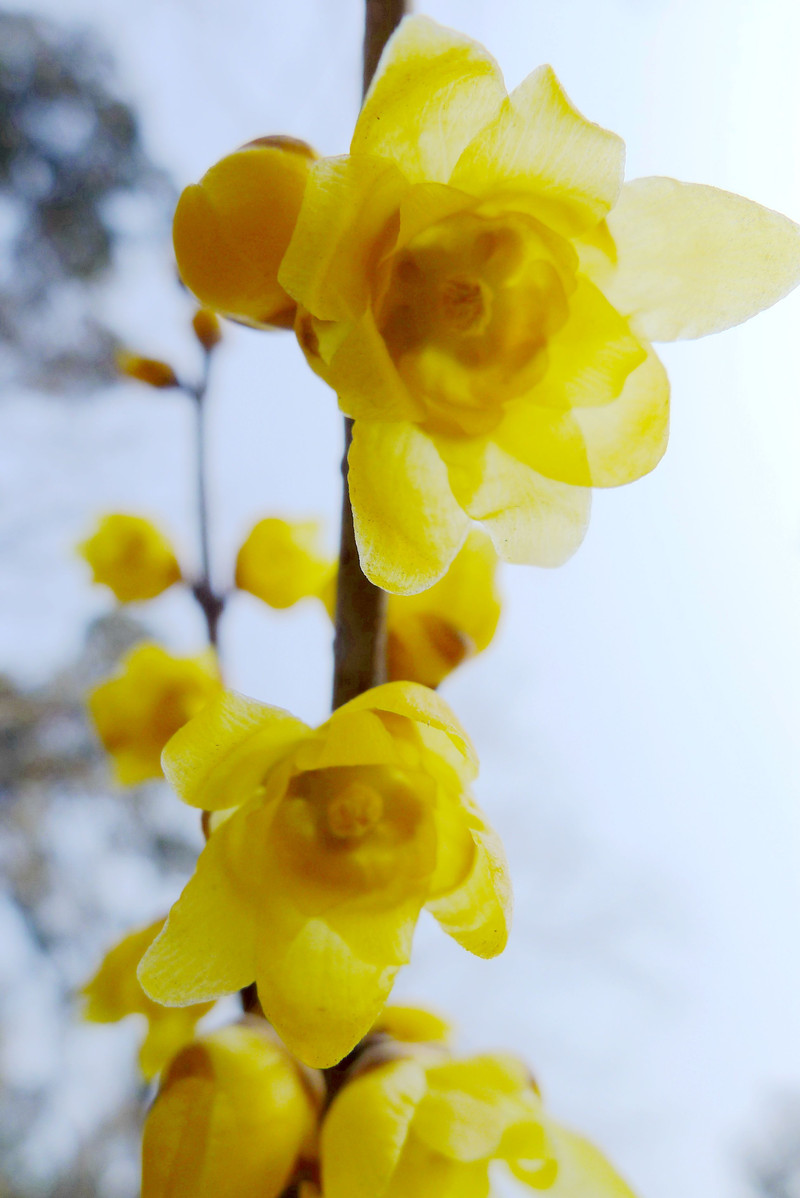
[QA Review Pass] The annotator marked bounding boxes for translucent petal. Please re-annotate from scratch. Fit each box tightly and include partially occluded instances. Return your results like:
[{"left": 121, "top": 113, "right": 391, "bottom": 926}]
[
  {"left": 348, "top": 421, "right": 470, "bottom": 595},
  {"left": 451, "top": 66, "right": 625, "bottom": 234},
  {"left": 537, "top": 1124, "right": 639, "bottom": 1197},
  {"left": 138, "top": 810, "right": 261, "bottom": 1005},
  {"left": 337, "top": 681, "right": 477, "bottom": 773},
  {"left": 321, "top": 1059, "right": 428, "bottom": 1198},
  {"left": 494, "top": 345, "right": 668, "bottom": 488},
  {"left": 426, "top": 795, "right": 511, "bottom": 958},
  {"left": 598, "top": 176, "right": 800, "bottom": 340},
  {"left": 385, "top": 1137, "right": 490, "bottom": 1198},
  {"left": 444, "top": 440, "right": 590, "bottom": 567},
  {"left": 280, "top": 155, "right": 408, "bottom": 322},
  {"left": 353, "top": 16, "right": 506, "bottom": 184},
  {"left": 314, "top": 308, "right": 424, "bottom": 423},
  {"left": 162, "top": 690, "right": 309, "bottom": 811}
]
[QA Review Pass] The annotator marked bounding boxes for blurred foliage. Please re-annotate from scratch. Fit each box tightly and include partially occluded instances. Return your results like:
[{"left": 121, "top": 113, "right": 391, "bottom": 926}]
[{"left": 0, "top": 9, "right": 172, "bottom": 395}]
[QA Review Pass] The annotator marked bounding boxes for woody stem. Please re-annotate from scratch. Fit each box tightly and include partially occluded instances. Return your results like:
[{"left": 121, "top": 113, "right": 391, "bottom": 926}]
[
  {"left": 187, "top": 351, "right": 224, "bottom": 649},
  {"left": 331, "top": 0, "right": 408, "bottom": 710}
]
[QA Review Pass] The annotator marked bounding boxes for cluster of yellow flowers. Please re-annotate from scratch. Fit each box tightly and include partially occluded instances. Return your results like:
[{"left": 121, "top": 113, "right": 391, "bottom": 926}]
[{"left": 79, "top": 14, "right": 800, "bottom": 1198}]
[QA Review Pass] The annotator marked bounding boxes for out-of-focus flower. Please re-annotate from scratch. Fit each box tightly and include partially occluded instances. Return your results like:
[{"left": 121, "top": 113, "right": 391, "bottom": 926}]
[
  {"left": 116, "top": 351, "right": 179, "bottom": 389},
  {"left": 384, "top": 528, "right": 500, "bottom": 687},
  {"left": 272, "top": 16, "right": 800, "bottom": 594},
  {"left": 79, "top": 513, "right": 182, "bottom": 603},
  {"left": 173, "top": 136, "right": 317, "bottom": 329},
  {"left": 88, "top": 642, "right": 220, "bottom": 785},
  {"left": 139, "top": 682, "right": 510, "bottom": 1067},
  {"left": 191, "top": 307, "right": 223, "bottom": 351},
  {"left": 82, "top": 919, "right": 213, "bottom": 1080},
  {"left": 373, "top": 1004, "right": 452, "bottom": 1044},
  {"left": 141, "top": 1021, "right": 320, "bottom": 1198},
  {"left": 322, "top": 1051, "right": 637, "bottom": 1197},
  {"left": 235, "top": 517, "right": 332, "bottom": 609}
]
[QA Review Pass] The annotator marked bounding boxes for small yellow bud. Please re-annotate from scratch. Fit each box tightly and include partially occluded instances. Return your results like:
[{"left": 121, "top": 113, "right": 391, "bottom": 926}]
[
  {"left": 191, "top": 307, "right": 222, "bottom": 351},
  {"left": 116, "top": 350, "right": 178, "bottom": 389},
  {"left": 173, "top": 137, "right": 317, "bottom": 330},
  {"left": 78, "top": 513, "right": 182, "bottom": 603}
]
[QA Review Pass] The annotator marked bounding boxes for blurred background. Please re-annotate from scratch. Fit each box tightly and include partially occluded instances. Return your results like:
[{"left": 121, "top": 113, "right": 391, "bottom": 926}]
[{"left": 1, "top": 1, "right": 799, "bottom": 1195}]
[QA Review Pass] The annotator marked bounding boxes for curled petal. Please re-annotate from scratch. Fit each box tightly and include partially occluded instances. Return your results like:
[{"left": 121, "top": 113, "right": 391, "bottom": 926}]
[
  {"left": 162, "top": 690, "right": 309, "bottom": 811},
  {"left": 598, "top": 176, "right": 800, "bottom": 340}
]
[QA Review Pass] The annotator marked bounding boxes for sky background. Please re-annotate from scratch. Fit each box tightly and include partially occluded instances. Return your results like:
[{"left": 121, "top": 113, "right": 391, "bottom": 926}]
[{"left": 2, "top": 2, "right": 800, "bottom": 1197}]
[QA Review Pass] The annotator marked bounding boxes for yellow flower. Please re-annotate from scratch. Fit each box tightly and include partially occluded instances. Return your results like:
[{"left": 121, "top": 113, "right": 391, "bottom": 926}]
[
  {"left": 82, "top": 919, "right": 213, "bottom": 1080},
  {"left": 116, "top": 351, "right": 179, "bottom": 389},
  {"left": 173, "top": 136, "right": 316, "bottom": 329},
  {"left": 235, "top": 517, "right": 332, "bottom": 609},
  {"left": 88, "top": 643, "right": 221, "bottom": 785},
  {"left": 373, "top": 1004, "right": 452, "bottom": 1044},
  {"left": 384, "top": 528, "right": 500, "bottom": 688},
  {"left": 322, "top": 1052, "right": 637, "bottom": 1198},
  {"left": 273, "top": 16, "right": 800, "bottom": 594},
  {"left": 79, "top": 513, "right": 182, "bottom": 603},
  {"left": 141, "top": 1021, "right": 320, "bottom": 1198},
  {"left": 138, "top": 682, "right": 510, "bottom": 1068}
]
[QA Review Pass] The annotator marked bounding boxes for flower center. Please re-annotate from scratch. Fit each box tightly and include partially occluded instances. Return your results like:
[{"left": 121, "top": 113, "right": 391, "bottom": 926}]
[
  {"left": 326, "top": 781, "right": 384, "bottom": 839},
  {"left": 376, "top": 208, "right": 576, "bottom": 436}
]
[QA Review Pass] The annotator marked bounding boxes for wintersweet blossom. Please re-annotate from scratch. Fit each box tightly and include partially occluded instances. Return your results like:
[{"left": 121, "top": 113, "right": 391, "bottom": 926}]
[
  {"left": 321, "top": 1051, "right": 637, "bottom": 1197},
  {"left": 173, "top": 136, "right": 316, "bottom": 329},
  {"left": 275, "top": 16, "right": 800, "bottom": 593},
  {"left": 141, "top": 1021, "right": 320, "bottom": 1198},
  {"left": 82, "top": 919, "right": 213, "bottom": 1079},
  {"left": 138, "top": 682, "right": 510, "bottom": 1067},
  {"left": 79, "top": 513, "right": 181, "bottom": 603},
  {"left": 235, "top": 516, "right": 332, "bottom": 609},
  {"left": 88, "top": 643, "right": 220, "bottom": 784}
]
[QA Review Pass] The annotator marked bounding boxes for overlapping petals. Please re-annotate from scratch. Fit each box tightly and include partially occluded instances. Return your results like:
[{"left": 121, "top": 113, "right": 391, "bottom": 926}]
[
  {"left": 321, "top": 1051, "right": 637, "bottom": 1198},
  {"left": 275, "top": 16, "right": 800, "bottom": 592},
  {"left": 138, "top": 682, "right": 510, "bottom": 1067},
  {"left": 141, "top": 1021, "right": 319, "bottom": 1198}
]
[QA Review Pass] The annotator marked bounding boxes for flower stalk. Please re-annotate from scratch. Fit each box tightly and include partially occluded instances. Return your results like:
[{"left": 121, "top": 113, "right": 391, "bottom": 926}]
[{"left": 331, "top": 0, "right": 409, "bottom": 710}]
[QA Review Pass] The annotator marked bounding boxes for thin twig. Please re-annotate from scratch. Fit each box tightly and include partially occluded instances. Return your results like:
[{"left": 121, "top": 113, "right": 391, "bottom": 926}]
[
  {"left": 331, "top": 0, "right": 409, "bottom": 710},
  {"left": 184, "top": 351, "right": 225, "bottom": 648}
]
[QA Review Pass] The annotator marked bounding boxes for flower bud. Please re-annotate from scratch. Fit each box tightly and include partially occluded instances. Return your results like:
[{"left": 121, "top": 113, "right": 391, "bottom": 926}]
[
  {"left": 191, "top": 307, "right": 223, "bottom": 351},
  {"left": 116, "top": 350, "right": 179, "bottom": 389},
  {"left": 173, "top": 137, "right": 316, "bottom": 330},
  {"left": 142, "top": 1022, "right": 321, "bottom": 1198}
]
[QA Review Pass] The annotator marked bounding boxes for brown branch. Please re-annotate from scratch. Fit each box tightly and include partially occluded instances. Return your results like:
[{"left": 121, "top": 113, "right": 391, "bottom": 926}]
[{"left": 331, "top": 0, "right": 409, "bottom": 710}]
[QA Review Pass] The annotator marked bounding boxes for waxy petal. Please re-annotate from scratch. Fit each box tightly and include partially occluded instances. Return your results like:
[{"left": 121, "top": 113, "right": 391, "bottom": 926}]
[
  {"left": 322, "top": 1059, "right": 428, "bottom": 1198},
  {"left": 353, "top": 16, "right": 506, "bottom": 185},
  {"left": 451, "top": 66, "right": 625, "bottom": 233},
  {"left": 138, "top": 811, "right": 260, "bottom": 1005},
  {"left": 426, "top": 797, "right": 511, "bottom": 958},
  {"left": 349, "top": 421, "right": 470, "bottom": 594},
  {"left": 338, "top": 680, "right": 478, "bottom": 773},
  {"left": 162, "top": 690, "right": 309, "bottom": 811},
  {"left": 599, "top": 176, "right": 800, "bottom": 340},
  {"left": 447, "top": 441, "right": 591, "bottom": 567}
]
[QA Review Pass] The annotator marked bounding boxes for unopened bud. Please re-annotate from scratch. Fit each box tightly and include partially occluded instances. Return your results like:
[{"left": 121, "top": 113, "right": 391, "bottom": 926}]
[
  {"left": 192, "top": 308, "right": 222, "bottom": 351},
  {"left": 116, "top": 350, "right": 179, "bottom": 389}
]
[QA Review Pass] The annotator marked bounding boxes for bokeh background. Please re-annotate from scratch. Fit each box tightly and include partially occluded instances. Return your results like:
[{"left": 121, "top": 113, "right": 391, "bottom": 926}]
[{"left": 1, "top": 1, "right": 800, "bottom": 1195}]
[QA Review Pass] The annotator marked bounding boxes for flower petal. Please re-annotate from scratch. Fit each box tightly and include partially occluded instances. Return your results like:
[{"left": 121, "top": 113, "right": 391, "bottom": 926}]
[
  {"left": 336, "top": 681, "right": 478, "bottom": 774},
  {"left": 162, "top": 690, "right": 309, "bottom": 811},
  {"left": 349, "top": 421, "right": 470, "bottom": 595},
  {"left": 538, "top": 1124, "right": 638, "bottom": 1197},
  {"left": 444, "top": 441, "right": 590, "bottom": 567},
  {"left": 597, "top": 176, "right": 800, "bottom": 340},
  {"left": 322, "top": 1059, "right": 428, "bottom": 1198},
  {"left": 318, "top": 307, "right": 424, "bottom": 423},
  {"left": 353, "top": 16, "right": 506, "bottom": 185},
  {"left": 280, "top": 155, "right": 407, "bottom": 322},
  {"left": 138, "top": 810, "right": 260, "bottom": 1005},
  {"left": 451, "top": 66, "right": 625, "bottom": 234},
  {"left": 426, "top": 795, "right": 511, "bottom": 958}
]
